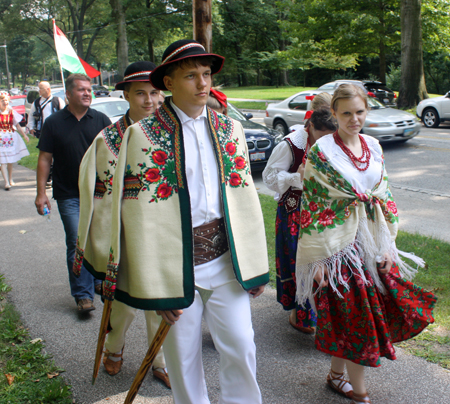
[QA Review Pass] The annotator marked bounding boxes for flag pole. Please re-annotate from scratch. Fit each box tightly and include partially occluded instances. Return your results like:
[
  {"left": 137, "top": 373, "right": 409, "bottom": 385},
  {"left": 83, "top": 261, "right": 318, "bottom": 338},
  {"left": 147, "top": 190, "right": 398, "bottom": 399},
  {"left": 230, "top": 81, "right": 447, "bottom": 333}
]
[{"left": 53, "top": 19, "right": 66, "bottom": 93}]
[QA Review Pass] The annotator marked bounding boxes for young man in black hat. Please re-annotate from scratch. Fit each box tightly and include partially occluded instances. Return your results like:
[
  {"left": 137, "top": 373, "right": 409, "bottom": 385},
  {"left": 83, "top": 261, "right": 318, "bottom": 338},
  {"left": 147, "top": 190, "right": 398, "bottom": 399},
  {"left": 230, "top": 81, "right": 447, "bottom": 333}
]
[
  {"left": 102, "top": 40, "right": 269, "bottom": 403},
  {"left": 75, "top": 61, "right": 170, "bottom": 387}
]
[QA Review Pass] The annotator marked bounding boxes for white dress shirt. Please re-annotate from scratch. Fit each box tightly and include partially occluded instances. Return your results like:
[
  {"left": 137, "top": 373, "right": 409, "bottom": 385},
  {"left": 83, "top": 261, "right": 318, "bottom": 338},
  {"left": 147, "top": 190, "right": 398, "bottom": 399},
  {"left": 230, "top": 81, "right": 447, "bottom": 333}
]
[
  {"left": 170, "top": 100, "right": 223, "bottom": 228},
  {"left": 27, "top": 95, "right": 65, "bottom": 131}
]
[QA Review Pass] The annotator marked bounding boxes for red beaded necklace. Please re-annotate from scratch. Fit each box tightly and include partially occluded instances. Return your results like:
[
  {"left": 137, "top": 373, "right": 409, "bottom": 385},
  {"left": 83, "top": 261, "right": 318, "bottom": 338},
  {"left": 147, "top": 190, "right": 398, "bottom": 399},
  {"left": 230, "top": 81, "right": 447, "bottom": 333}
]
[{"left": 333, "top": 130, "right": 371, "bottom": 171}]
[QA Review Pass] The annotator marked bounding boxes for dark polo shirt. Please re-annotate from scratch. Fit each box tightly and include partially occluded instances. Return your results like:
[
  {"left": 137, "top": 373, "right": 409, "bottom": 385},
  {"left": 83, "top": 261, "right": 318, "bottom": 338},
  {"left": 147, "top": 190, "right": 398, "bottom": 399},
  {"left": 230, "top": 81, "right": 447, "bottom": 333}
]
[{"left": 38, "top": 106, "right": 111, "bottom": 200}]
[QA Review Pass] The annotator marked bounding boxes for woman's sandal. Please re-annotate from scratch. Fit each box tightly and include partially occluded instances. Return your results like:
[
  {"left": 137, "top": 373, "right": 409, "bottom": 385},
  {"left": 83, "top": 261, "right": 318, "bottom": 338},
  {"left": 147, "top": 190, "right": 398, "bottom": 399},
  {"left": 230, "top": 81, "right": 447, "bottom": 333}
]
[
  {"left": 351, "top": 392, "right": 371, "bottom": 403},
  {"left": 326, "top": 369, "right": 353, "bottom": 398}
]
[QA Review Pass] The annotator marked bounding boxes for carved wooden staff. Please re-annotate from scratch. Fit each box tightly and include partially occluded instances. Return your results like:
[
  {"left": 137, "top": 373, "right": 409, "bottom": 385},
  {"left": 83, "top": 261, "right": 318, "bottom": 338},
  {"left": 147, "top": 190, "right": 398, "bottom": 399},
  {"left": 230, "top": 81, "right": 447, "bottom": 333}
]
[
  {"left": 124, "top": 320, "right": 171, "bottom": 404},
  {"left": 92, "top": 298, "right": 112, "bottom": 384}
]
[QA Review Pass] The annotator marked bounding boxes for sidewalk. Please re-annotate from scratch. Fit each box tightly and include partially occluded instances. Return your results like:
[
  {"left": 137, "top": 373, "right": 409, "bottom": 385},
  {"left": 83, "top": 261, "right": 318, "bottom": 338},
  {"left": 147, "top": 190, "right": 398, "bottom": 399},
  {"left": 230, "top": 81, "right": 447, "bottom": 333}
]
[{"left": 1, "top": 164, "right": 449, "bottom": 404}]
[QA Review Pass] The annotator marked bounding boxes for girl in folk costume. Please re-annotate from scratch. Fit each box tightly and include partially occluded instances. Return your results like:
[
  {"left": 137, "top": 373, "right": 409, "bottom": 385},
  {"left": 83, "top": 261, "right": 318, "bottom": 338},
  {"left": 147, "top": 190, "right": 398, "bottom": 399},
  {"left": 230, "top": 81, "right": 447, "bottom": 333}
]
[
  {"left": 0, "top": 91, "right": 29, "bottom": 190},
  {"left": 263, "top": 107, "right": 337, "bottom": 333},
  {"left": 296, "top": 83, "right": 436, "bottom": 403}
]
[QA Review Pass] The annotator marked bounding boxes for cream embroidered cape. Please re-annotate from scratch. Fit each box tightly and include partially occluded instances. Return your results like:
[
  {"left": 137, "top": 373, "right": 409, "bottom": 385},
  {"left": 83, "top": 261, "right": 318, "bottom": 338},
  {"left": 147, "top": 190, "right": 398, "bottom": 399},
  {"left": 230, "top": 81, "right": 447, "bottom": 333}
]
[
  {"left": 76, "top": 100, "right": 269, "bottom": 310},
  {"left": 295, "top": 141, "right": 424, "bottom": 313}
]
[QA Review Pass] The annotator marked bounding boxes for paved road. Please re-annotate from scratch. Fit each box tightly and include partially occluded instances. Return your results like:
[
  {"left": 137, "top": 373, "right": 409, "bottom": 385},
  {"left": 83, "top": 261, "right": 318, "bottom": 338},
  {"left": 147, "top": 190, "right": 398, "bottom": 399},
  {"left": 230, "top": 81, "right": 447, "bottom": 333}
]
[
  {"left": 1, "top": 165, "right": 449, "bottom": 404},
  {"left": 250, "top": 111, "right": 450, "bottom": 243}
]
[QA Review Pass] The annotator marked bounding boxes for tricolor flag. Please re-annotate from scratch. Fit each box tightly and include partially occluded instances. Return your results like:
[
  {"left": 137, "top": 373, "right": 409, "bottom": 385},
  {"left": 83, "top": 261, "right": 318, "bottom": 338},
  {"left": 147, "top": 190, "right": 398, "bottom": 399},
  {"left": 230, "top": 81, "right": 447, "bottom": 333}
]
[{"left": 53, "top": 19, "right": 100, "bottom": 78}]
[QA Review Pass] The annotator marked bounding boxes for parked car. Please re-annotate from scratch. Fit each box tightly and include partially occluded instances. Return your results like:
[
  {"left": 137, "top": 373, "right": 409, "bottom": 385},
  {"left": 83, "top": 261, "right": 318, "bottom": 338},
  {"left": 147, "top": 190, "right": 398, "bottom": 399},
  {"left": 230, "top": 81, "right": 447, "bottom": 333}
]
[
  {"left": 9, "top": 95, "right": 27, "bottom": 126},
  {"left": 8, "top": 87, "right": 21, "bottom": 96},
  {"left": 228, "top": 102, "right": 283, "bottom": 171},
  {"left": 92, "top": 84, "right": 110, "bottom": 97},
  {"left": 416, "top": 93, "right": 450, "bottom": 128},
  {"left": 109, "top": 89, "right": 124, "bottom": 99},
  {"left": 90, "top": 97, "right": 129, "bottom": 123},
  {"left": 317, "top": 80, "right": 397, "bottom": 107},
  {"left": 265, "top": 90, "right": 420, "bottom": 143}
]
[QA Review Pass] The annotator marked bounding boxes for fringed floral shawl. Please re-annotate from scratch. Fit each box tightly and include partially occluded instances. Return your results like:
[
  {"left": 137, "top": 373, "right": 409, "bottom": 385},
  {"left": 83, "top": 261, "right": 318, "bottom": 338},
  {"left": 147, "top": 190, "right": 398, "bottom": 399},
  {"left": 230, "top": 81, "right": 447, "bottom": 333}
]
[{"left": 295, "top": 140, "right": 424, "bottom": 313}]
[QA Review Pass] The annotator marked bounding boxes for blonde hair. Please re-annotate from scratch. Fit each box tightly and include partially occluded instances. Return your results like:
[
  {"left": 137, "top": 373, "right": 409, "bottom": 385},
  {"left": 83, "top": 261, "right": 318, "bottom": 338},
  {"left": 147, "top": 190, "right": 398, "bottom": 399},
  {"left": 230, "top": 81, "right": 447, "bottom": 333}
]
[
  {"left": 311, "top": 92, "right": 332, "bottom": 111},
  {"left": 331, "top": 83, "right": 368, "bottom": 111}
]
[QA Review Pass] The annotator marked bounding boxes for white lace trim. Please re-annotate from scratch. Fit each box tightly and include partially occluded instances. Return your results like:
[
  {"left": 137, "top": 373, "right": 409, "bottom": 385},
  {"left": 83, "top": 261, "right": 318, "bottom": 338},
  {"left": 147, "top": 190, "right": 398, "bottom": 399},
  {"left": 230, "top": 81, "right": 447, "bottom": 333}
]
[
  {"left": 296, "top": 216, "right": 424, "bottom": 314},
  {"left": 286, "top": 128, "right": 308, "bottom": 150}
]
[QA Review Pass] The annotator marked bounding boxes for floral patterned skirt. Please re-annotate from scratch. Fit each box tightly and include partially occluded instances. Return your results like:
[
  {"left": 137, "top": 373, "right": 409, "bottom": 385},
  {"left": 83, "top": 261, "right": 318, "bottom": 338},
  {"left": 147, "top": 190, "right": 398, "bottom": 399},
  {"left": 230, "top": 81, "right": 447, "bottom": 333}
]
[
  {"left": 0, "top": 131, "right": 29, "bottom": 164},
  {"left": 276, "top": 203, "right": 317, "bottom": 328},
  {"left": 314, "top": 262, "right": 436, "bottom": 367}
]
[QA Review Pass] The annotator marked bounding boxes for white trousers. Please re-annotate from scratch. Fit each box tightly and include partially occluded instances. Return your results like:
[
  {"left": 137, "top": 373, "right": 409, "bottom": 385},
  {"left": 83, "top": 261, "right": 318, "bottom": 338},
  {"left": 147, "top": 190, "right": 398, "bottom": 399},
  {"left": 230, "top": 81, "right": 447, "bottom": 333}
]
[
  {"left": 104, "top": 299, "right": 165, "bottom": 369},
  {"left": 163, "top": 279, "right": 261, "bottom": 404}
]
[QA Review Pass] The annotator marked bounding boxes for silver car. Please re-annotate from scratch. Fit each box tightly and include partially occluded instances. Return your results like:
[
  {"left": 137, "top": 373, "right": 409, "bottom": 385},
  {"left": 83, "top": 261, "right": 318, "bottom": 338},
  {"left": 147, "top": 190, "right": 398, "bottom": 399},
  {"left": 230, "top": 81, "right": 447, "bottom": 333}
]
[{"left": 265, "top": 90, "right": 421, "bottom": 143}]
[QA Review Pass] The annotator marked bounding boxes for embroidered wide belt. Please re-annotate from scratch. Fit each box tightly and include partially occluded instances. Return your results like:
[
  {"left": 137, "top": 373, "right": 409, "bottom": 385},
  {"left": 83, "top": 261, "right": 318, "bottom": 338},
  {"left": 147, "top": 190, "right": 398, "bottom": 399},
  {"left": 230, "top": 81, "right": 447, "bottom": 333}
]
[{"left": 193, "top": 218, "right": 229, "bottom": 266}]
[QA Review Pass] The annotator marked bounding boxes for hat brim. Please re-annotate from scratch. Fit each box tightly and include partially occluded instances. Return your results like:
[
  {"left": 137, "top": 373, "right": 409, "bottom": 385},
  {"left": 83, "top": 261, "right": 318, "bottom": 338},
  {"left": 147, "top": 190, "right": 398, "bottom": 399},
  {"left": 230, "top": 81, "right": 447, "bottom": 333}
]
[
  {"left": 115, "top": 76, "right": 154, "bottom": 91},
  {"left": 149, "top": 53, "right": 225, "bottom": 91}
]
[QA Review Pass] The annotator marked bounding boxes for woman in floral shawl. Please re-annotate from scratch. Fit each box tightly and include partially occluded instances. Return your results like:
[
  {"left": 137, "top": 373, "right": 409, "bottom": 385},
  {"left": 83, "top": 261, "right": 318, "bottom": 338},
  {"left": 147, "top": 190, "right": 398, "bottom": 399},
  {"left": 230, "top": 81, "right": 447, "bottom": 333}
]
[{"left": 296, "top": 84, "right": 436, "bottom": 404}]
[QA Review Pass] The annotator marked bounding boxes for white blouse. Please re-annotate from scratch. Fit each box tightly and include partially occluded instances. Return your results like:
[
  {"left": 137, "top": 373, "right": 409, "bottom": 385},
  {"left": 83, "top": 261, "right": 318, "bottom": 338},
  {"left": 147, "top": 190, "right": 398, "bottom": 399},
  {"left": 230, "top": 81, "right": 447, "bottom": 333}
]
[
  {"left": 315, "top": 134, "right": 384, "bottom": 194},
  {"left": 262, "top": 128, "right": 308, "bottom": 201}
]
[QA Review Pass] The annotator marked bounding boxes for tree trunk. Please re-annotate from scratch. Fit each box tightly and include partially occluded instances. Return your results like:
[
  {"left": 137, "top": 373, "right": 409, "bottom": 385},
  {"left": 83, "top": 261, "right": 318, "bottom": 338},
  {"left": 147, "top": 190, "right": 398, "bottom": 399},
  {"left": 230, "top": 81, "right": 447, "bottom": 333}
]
[
  {"left": 110, "top": 0, "right": 128, "bottom": 81},
  {"left": 397, "top": 0, "right": 428, "bottom": 108},
  {"left": 193, "top": 0, "right": 212, "bottom": 52},
  {"left": 97, "top": 62, "right": 103, "bottom": 85}
]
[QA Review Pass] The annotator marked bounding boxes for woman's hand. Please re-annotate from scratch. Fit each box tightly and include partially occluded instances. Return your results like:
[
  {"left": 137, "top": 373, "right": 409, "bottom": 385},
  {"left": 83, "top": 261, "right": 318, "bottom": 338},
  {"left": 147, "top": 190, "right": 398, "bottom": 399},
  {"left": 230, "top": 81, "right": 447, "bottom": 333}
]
[
  {"left": 249, "top": 285, "right": 265, "bottom": 298},
  {"left": 297, "top": 163, "right": 305, "bottom": 181},
  {"left": 24, "top": 134, "right": 29, "bottom": 143},
  {"left": 377, "top": 253, "right": 392, "bottom": 274},
  {"left": 314, "top": 265, "right": 329, "bottom": 287}
]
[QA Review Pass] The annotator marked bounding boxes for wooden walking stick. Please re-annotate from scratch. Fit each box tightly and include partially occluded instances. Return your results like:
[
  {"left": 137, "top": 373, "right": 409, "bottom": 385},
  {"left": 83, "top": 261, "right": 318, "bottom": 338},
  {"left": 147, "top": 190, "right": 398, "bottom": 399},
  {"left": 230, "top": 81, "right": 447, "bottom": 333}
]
[
  {"left": 124, "top": 319, "right": 171, "bottom": 404},
  {"left": 92, "top": 298, "right": 112, "bottom": 385}
]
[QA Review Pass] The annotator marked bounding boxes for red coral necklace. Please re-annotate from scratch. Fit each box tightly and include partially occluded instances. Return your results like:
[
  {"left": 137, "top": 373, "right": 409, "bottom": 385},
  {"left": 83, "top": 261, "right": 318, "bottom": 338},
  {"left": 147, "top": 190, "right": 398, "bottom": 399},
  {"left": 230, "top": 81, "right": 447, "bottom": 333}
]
[{"left": 333, "top": 130, "right": 371, "bottom": 171}]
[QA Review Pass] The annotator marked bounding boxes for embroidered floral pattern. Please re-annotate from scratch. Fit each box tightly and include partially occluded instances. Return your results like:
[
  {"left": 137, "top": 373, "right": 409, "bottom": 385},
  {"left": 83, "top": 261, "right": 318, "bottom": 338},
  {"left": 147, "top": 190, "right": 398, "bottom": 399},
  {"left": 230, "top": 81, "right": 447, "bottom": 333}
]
[
  {"left": 104, "top": 247, "right": 118, "bottom": 300},
  {"left": 73, "top": 237, "right": 84, "bottom": 277},
  {"left": 300, "top": 143, "right": 398, "bottom": 236}
]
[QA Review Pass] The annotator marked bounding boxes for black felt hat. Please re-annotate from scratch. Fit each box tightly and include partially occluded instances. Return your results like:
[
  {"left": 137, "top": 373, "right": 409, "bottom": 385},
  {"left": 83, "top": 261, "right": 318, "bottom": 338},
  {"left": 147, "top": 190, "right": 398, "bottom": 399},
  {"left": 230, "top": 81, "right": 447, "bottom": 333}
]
[
  {"left": 115, "top": 61, "right": 157, "bottom": 90},
  {"left": 149, "top": 40, "right": 225, "bottom": 91}
]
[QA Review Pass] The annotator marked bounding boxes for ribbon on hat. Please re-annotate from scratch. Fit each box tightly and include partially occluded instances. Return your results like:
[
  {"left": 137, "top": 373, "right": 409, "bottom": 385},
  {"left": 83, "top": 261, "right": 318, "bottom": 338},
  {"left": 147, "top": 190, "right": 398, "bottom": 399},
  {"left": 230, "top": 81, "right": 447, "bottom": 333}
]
[
  {"left": 210, "top": 89, "right": 227, "bottom": 109},
  {"left": 124, "top": 71, "right": 153, "bottom": 81},
  {"left": 162, "top": 43, "right": 205, "bottom": 64},
  {"left": 0, "top": 91, "right": 9, "bottom": 98}
]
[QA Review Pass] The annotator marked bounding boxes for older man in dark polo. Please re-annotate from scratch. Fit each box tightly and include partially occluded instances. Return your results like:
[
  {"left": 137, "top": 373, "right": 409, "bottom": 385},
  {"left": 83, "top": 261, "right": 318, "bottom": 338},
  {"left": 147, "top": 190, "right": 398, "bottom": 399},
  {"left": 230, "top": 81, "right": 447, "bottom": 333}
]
[{"left": 35, "top": 73, "right": 111, "bottom": 313}]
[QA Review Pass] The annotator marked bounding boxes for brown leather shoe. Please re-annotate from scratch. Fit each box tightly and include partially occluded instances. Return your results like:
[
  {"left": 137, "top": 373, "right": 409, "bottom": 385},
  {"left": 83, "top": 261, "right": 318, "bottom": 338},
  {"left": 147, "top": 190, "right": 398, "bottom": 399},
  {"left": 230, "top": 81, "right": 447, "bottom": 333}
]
[
  {"left": 76, "top": 298, "right": 95, "bottom": 313},
  {"left": 103, "top": 349, "right": 124, "bottom": 376},
  {"left": 152, "top": 367, "right": 171, "bottom": 389}
]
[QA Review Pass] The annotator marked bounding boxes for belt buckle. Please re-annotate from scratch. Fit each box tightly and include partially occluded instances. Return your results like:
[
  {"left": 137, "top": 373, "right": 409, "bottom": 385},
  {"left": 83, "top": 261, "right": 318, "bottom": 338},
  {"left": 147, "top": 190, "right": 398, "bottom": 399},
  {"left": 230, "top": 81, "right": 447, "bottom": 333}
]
[{"left": 211, "top": 231, "right": 225, "bottom": 248}]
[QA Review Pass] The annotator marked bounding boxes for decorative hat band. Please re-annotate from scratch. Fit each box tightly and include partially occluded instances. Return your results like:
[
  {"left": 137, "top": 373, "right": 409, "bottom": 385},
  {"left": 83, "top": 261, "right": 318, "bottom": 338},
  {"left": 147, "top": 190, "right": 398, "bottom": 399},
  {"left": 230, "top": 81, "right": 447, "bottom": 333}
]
[
  {"left": 162, "top": 43, "right": 205, "bottom": 64},
  {"left": 124, "top": 71, "right": 153, "bottom": 80},
  {"left": 0, "top": 91, "right": 9, "bottom": 98}
]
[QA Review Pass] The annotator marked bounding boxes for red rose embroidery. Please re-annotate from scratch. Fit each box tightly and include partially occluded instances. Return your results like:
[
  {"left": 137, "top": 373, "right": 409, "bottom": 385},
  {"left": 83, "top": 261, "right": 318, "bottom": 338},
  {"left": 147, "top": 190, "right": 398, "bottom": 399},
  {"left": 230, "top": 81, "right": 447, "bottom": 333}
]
[
  {"left": 144, "top": 168, "right": 160, "bottom": 183},
  {"left": 300, "top": 210, "right": 313, "bottom": 229},
  {"left": 156, "top": 182, "right": 172, "bottom": 199},
  {"left": 226, "top": 142, "right": 236, "bottom": 156},
  {"left": 280, "top": 295, "right": 292, "bottom": 307},
  {"left": 317, "top": 152, "right": 327, "bottom": 162},
  {"left": 234, "top": 156, "right": 246, "bottom": 170},
  {"left": 109, "top": 176, "right": 114, "bottom": 186},
  {"left": 309, "top": 201, "right": 318, "bottom": 212},
  {"left": 318, "top": 208, "right": 336, "bottom": 226},
  {"left": 152, "top": 150, "right": 168, "bottom": 166},
  {"left": 386, "top": 200, "right": 398, "bottom": 215},
  {"left": 291, "top": 210, "right": 300, "bottom": 225},
  {"left": 229, "top": 172, "right": 242, "bottom": 187}
]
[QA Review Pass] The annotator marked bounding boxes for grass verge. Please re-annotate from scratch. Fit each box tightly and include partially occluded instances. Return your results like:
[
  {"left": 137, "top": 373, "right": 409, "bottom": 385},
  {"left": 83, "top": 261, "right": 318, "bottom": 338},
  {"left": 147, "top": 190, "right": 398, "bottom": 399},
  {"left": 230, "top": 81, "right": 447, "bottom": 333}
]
[
  {"left": 18, "top": 136, "right": 39, "bottom": 171},
  {"left": 231, "top": 101, "right": 267, "bottom": 110},
  {"left": 258, "top": 193, "right": 450, "bottom": 370},
  {"left": 222, "top": 86, "right": 316, "bottom": 101},
  {"left": 0, "top": 274, "right": 73, "bottom": 403}
]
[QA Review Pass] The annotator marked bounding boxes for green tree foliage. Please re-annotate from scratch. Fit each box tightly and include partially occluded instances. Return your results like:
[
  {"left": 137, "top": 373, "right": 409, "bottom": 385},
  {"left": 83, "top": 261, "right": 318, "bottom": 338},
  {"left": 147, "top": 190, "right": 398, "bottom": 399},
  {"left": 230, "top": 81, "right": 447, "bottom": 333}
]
[{"left": 279, "top": 0, "right": 401, "bottom": 83}]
